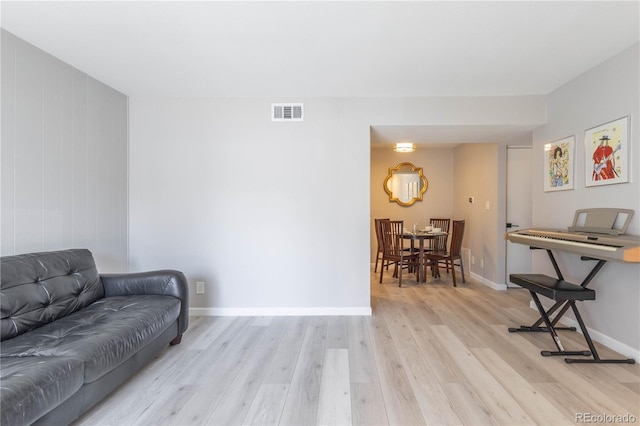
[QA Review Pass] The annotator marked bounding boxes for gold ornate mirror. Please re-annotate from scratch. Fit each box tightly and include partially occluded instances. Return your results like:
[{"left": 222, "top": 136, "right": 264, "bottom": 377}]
[{"left": 383, "top": 162, "right": 428, "bottom": 206}]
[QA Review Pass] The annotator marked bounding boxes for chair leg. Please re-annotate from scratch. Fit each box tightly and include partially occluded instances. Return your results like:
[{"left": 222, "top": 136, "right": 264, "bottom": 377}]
[
  {"left": 459, "top": 258, "right": 465, "bottom": 283},
  {"left": 379, "top": 260, "right": 385, "bottom": 283},
  {"left": 374, "top": 253, "right": 380, "bottom": 273},
  {"left": 451, "top": 260, "right": 457, "bottom": 287},
  {"left": 430, "top": 259, "right": 441, "bottom": 278}
]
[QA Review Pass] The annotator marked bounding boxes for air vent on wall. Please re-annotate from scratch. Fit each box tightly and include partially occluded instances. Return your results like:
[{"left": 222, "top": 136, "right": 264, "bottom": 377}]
[{"left": 272, "top": 103, "right": 304, "bottom": 121}]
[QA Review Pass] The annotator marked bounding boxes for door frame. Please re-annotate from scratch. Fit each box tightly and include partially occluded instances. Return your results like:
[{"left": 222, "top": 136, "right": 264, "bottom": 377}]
[{"left": 505, "top": 146, "right": 533, "bottom": 287}]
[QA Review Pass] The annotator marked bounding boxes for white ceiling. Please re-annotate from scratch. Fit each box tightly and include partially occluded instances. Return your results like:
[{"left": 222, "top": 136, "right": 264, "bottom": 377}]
[{"left": 2, "top": 1, "right": 639, "bottom": 146}]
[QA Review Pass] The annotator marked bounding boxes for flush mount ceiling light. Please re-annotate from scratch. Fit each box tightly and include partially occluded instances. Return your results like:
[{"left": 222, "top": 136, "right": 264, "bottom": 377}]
[{"left": 394, "top": 142, "right": 415, "bottom": 153}]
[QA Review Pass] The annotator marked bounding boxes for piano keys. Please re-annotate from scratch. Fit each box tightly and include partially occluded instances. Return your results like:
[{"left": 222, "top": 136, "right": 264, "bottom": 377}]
[{"left": 506, "top": 228, "right": 640, "bottom": 263}]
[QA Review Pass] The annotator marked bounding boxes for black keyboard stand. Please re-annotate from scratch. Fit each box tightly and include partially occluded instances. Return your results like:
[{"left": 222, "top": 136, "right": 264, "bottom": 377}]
[{"left": 509, "top": 248, "right": 635, "bottom": 364}]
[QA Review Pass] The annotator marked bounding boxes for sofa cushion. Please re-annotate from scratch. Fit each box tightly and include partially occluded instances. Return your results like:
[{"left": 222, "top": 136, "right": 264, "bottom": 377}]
[
  {"left": 1, "top": 249, "right": 104, "bottom": 341},
  {"left": 0, "top": 295, "right": 180, "bottom": 383},
  {"left": 0, "top": 356, "right": 84, "bottom": 426}
]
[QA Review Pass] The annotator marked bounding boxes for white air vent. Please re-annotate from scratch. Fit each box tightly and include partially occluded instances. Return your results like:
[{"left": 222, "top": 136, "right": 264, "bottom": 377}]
[{"left": 272, "top": 103, "right": 304, "bottom": 121}]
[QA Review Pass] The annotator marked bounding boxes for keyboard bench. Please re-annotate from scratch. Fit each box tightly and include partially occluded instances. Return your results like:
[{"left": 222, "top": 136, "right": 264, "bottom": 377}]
[
  {"left": 508, "top": 273, "right": 634, "bottom": 364},
  {"left": 509, "top": 274, "right": 595, "bottom": 301}
]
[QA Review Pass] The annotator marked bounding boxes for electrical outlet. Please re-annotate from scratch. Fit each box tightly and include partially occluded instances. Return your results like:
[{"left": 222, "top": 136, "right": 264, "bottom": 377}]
[
  {"left": 485, "top": 201, "right": 490, "bottom": 210},
  {"left": 196, "top": 281, "right": 205, "bottom": 295},
  {"left": 480, "top": 259, "right": 484, "bottom": 268},
  {"left": 471, "top": 255, "right": 475, "bottom": 265}
]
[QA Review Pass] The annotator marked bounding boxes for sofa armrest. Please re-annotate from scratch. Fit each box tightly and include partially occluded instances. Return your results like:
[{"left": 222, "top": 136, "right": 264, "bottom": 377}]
[{"left": 100, "top": 270, "right": 189, "bottom": 339}]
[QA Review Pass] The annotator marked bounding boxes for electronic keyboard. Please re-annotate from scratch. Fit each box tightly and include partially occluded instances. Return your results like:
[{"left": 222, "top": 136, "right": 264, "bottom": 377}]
[{"left": 506, "top": 228, "right": 640, "bottom": 263}]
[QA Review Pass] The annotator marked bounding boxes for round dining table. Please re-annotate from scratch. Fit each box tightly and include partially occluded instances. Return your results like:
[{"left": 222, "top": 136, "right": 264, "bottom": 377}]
[{"left": 401, "top": 231, "right": 448, "bottom": 282}]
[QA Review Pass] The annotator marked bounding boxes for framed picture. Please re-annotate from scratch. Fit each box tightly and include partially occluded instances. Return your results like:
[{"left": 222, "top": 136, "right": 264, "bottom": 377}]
[
  {"left": 543, "top": 136, "right": 574, "bottom": 192},
  {"left": 585, "top": 116, "right": 630, "bottom": 187}
]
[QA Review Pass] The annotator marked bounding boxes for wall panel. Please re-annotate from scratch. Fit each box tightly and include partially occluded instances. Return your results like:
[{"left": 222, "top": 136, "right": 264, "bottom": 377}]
[
  {"left": 0, "top": 30, "right": 128, "bottom": 271},
  {"left": 42, "top": 54, "right": 63, "bottom": 251},
  {"left": 1, "top": 31, "right": 16, "bottom": 255},
  {"left": 14, "top": 35, "right": 44, "bottom": 254}
]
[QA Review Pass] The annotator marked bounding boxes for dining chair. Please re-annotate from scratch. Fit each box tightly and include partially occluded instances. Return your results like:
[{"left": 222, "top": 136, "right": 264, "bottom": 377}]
[
  {"left": 374, "top": 218, "right": 390, "bottom": 273},
  {"left": 429, "top": 218, "right": 451, "bottom": 271},
  {"left": 379, "top": 220, "right": 419, "bottom": 287},
  {"left": 426, "top": 219, "right": 466, "bottom": 287}
]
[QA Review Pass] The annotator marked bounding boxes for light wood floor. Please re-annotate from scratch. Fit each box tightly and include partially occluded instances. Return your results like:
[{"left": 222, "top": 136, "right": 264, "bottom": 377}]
[{"left": 75, "top": 267, "right": 640, "bottom": 425}]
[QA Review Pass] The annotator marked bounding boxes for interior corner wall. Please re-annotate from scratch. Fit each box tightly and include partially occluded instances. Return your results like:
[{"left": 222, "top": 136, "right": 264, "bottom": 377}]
[
  {"left": 532, "top": 43, "right": 640, "bottom": 354},
  {"left": 370, "top": 147, "right": 454, "bottom": 263},
  {"left": 452, "top": 143, "right": 502, "bottom": 285},
  {"left": 0, "top": 30, "right": 129, "bottom": 271}
]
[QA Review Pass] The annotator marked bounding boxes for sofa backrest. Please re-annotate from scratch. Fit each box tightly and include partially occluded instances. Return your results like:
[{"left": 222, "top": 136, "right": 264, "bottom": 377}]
[{"left": 1, "top": 249, "right": 104, "bottom": 341}]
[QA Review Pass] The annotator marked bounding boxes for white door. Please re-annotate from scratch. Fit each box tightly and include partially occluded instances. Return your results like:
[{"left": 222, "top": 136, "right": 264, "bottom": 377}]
[{"left": 506, "top": 147, "right": 533, "bottom": 287}]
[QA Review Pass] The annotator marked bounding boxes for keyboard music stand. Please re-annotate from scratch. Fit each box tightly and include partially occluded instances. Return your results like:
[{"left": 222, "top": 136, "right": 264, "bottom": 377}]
[{"left": 568, "top": 207, "right": 634, "bottom": 235}]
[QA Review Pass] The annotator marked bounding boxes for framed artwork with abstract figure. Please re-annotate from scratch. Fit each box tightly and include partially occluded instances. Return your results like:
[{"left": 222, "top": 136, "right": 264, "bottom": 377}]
[
  {"left": 544, "top": 136, "right": 574, "bottom": 192},
  {"left": 585, "top": 116, "right": 630, "bottom": 187}
]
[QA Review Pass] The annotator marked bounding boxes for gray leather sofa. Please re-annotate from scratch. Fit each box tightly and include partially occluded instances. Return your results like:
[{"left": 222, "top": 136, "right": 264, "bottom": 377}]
[{"left": 0, "top": 249, "right": 189, "bottom": 425}]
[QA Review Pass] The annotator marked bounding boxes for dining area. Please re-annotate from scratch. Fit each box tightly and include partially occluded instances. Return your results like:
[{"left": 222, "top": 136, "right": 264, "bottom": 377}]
[
  {"left": 374, "top": 217, "right": 466, "bottom": 287},
  {"left": 371, "top": 155, "right": 472, "bottom": 288}
]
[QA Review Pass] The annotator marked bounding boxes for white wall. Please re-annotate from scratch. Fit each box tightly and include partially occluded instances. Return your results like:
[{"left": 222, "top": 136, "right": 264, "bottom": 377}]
[
  {"left": 129, "top": 98, "right": 372, "bottom": 314},
  {"left": 532, "top": 43, "right": 640, "bottom": 354},
  {"left": 1, "top": 31, "right": 128, "bottom": 271},
  {"left": 130, "top": 96, "right": 545, "bottom": 314}
]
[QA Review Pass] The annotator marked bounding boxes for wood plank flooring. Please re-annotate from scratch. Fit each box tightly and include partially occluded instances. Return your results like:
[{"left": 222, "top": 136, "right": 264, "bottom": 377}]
[{"left": 74, "top": 267, "right": 640, "bottom": 425}]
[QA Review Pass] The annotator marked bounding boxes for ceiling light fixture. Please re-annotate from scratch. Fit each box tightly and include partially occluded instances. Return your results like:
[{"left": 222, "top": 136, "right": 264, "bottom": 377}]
[{"left": 394, "top": 142, "right": 415, "bottom": 153}]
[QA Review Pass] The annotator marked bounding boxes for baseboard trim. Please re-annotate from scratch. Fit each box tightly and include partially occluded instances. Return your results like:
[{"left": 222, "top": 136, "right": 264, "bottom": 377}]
[
  {"left": 190, "top": 307, "right": 372, "bottom": 317},
  {"left": 528, "top": 301, "right": 640, "bottom": 362},
  {"left": 469, "top": 271, "right": 507, "bottom": 291}
]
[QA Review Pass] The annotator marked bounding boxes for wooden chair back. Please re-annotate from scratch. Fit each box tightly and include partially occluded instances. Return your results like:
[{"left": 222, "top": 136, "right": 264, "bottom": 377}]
[
  {"left": 425, "top": 219, "right": 466, "bottom": 286},
  {"left": 374, "top": 218, "right": 390, "bottom": 272},
  {"left": 374, "top": 218, "right": 389, "bottom": 250},
  {"left": 379, "top": 220, "right": 419, "bottom": 287},
  {"left": 430, "top": 218, "right": 451, "bottom": 251},
  {"left": 449, "top": 220, "right": 465, "bottom": 257},
  {"left": 380, "top": 220, "right": 405, "bottom": 257},
  {"left": 430, "top": 218, "right": 451, "bottom": 232}
]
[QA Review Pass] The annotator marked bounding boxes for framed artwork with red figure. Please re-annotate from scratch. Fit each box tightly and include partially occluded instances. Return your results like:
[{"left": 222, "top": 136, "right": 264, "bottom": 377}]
[{"left": 585, "top": 116, "right": 630, "bottom": 187}]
